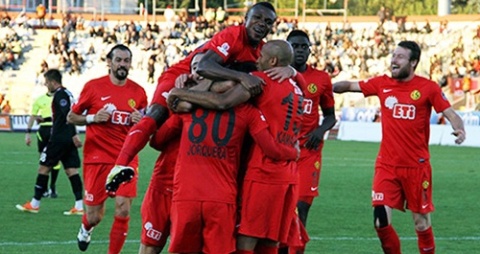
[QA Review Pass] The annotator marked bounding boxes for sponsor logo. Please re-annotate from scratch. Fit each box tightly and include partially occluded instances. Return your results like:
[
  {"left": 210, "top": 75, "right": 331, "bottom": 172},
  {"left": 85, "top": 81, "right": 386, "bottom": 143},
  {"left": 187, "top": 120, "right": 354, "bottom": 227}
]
[
  {"left": 303, "top": 99, "right": 313, "bottom": 114},
  {"left": 421, "top": 204, "right": 429, "bottom": 209},
  {"left": 84, "top": 191, "right": 94, "bottom": 202},
  {"left": 111, "top": 111, "right": 131, "bottom": 125},
  {"left": 383, "top": 89, "right": 393, "bottom": 93},
  {"left": 0, "top": 115, "right": 11, "bottom": 130},
  {"left": 311, "top": 186, "right": 318, "bottom": 191},
  {"left": 392, "top": 104, "right": 416, "bottom": 120},
  {"left": 144, "top": 222, "right": 162, "bottom": 241},
  {"left": 217, "top": 42, "right": 230, "bottom": 56},
  {"left": 129, "top": 130, "right": 142, "bottom": 136},
  {"left": 101, "top": 96, "right": 111, "bottom": 101},
  {"left": 410, "top": 90, "right": 421, "bottom": 100},
  {"left": 372, "top": 191, "right": 384, "bottom": 201}
]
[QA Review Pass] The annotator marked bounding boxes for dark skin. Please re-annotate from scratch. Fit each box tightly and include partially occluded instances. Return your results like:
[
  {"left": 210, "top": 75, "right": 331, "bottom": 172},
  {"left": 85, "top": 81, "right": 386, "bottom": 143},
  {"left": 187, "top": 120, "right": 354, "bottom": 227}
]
[
  {"left": 196, "top": 4, "right": 295, "bottom": 96},
  {"left": 288, "top": 34, "right": 336, "bottom": 151}
]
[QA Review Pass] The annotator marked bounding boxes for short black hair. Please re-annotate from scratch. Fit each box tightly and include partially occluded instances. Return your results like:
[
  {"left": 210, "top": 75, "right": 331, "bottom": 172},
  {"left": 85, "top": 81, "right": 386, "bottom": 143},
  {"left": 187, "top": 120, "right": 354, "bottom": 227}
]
[
  {"left": 106, "top": 44, "right": 132, "bottom": 60},
  {"left": 247, "top": 2, "right": 276, "bottom": 16},
  {"left": 398, "top": 40, "right": 421, "bottom": 68},
  {"left": 286, "top": 30, "right": 310, "bottom": 42},
  {"left": 44, "top": 69, "right": 62, "bottom": 84}
]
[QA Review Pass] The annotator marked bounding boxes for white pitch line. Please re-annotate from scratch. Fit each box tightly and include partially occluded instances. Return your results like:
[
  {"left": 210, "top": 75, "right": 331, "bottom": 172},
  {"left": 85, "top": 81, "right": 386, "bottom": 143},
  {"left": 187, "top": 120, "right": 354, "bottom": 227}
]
[{"left": 1, "top": 236, "right": 479, "bottom": 247}]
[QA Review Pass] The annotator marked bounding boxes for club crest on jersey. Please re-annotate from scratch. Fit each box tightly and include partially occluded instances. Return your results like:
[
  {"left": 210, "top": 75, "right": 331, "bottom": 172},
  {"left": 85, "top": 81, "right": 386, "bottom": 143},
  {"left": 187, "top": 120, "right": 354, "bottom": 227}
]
[
  {"left": 422, "top": 180, "right": 429, "bottom": 189},
  {"left": 307, "top": 83, "right": 317, "bottom": 94},
  {"left": 217, "top": 42, "right": 230, "bottom": 57},
  {"left": 314, "top": 161, "right": 320, "bottom": 169},
  {"left": 128, "top": 99, "right": 136, "bottom": 108},
  {"left": 410, "top": 90, "right": 421, "bottom": 100}
]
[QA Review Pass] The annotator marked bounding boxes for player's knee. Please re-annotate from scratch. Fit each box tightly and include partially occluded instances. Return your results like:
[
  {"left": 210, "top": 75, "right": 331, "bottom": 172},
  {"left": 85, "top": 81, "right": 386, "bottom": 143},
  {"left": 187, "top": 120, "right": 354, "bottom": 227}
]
[{"left": 373, "top": 205, "right": 389, "bottom": 228}]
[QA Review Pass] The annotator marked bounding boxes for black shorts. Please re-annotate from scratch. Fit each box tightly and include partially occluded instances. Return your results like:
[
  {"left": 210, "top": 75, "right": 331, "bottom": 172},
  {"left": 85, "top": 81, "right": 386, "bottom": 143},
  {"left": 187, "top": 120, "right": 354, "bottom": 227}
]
[
  {"left": 36, "top": 126, "right": 52, "bottom": 153},
  {"left": 40, "top": 141, "right": 80, "bottom": 168}
]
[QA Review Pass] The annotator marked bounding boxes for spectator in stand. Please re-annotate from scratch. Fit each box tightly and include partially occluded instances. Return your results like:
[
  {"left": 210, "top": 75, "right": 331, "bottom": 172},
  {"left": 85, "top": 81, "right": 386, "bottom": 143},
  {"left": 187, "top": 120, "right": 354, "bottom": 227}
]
[
  {"left": 36, "top": 4, "right": 46, "bottom": 28},
  {"left": 1, "top": 100, "right": 11, "bottom": 114}
]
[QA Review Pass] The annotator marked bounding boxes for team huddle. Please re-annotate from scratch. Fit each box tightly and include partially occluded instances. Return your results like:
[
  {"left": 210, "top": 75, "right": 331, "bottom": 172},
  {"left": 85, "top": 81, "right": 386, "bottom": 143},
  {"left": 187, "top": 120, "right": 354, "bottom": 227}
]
[{"left": 16, "top": 2, "right": 466, "bottom": 254}]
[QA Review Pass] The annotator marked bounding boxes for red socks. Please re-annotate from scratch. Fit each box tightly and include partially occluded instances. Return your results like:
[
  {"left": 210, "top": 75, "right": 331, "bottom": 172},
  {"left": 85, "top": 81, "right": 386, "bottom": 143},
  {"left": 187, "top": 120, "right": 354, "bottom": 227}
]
[
  {"left": 82, "top": 214, "right": 93, "bottom": 231},
  {"left": 375, "top": 225, "right": 401, "bottom": 254},
  {"left": 416, "top": 227, "right": 435, "bottom": 254},
  {"left": 115, "top": 117, "right": 157, "bottom": 165},
  {"left": 108, "top": 216, "right": 130, "bottom": 254}
]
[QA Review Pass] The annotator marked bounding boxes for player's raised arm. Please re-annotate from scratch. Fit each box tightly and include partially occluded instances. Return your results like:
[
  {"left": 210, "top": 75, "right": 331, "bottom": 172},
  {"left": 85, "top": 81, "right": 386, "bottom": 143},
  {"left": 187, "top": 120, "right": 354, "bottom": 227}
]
[{"left": 333, "top": 80, "right": 361, "bottom": 93}]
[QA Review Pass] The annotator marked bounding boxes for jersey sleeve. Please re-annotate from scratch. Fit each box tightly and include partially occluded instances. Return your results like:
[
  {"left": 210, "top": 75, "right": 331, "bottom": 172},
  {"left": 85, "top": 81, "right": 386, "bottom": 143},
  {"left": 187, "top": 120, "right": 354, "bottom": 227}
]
[
  {"left": 429, "top": 82, "right": 451, "bottom": 113},
  {"left": 55, "top": 90, "right": 73, "bottom": 117},
  {"left": 319, "top": 73, "right": 335, "bottom": 109},
  {"left": 359, "top": 76, "right": 384, "bottom": 97},
  {"left": 206, "top": 26, "right": 242, "bottom": 62},
  {"left": 31, "top": 97, "right": 41, "bottom": 115},
  {"left": 149, "top": 114, "right": 182, "bottom": 150},
  {"left": 243, "top": 104, "right": 268, "bottom": 136},
  {"left": 71, "top": 82, "right": 93, "bottom": 114}
]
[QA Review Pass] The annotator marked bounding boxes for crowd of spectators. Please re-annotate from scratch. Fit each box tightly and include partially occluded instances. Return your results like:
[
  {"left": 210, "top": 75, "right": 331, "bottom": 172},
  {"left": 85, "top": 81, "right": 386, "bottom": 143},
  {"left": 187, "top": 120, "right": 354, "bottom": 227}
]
[{"left": 2, "top": 7, "right": 480, "bottom": 112}]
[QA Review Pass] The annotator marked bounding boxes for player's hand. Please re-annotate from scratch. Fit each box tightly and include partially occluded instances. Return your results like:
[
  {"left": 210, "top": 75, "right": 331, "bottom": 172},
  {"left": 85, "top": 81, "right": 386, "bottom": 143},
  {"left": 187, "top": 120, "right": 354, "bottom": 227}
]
[
  {"left": 265, "top": 66, "right": 296, "bottom": 83},
  {"left": 25, "top": 133, "right": 31, "bottom": 146},
  {"left": 72, "top": 134, "right": 82, "bottom": 148},
  {"left": 35, "top": 116, "right": 44, "bottom": 124},
  {"left": 304, "top": 128, "right": 324, "bottom": 150},
  {"left": 239, "top": 73, "right": 264, "bottom": 96},
  {"left": 175, "top": 74, "right": 191, "bottom": 88},
  {"left": 130, "top": 107, "right": 143, "bottom": 124},
  {"left": 95, "top": 109, "right": 111, "bottom": 123},
  {"left": 452, "top": 129, "right": 466, "bottom": 144},
  {"left": 167, "top": 88, "right": 181, "bottom": 111}
]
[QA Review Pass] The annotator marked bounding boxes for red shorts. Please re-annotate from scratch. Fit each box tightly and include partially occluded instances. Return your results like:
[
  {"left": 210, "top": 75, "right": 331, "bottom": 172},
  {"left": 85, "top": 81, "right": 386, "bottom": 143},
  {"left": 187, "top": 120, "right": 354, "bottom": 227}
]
[
  {"left": 169, "top": 200, "right": 236, "bottom": 254},
  {"left": 238, "top": 180, "right": 298, "bottom": 243},
  {"left": 140, "top": 184, "right": 172, "bottom": 248},
  {"left": 372, "top": 161, "right": 434, "bottom": 213},
  {"left": 297, "top": 148, "right": 322, "bottom": 200},
  {"left": 83, "top": 163, "right": 138, "bottom": 206},
  {"left": 281, "top": 211, "right": 310, "bottom": 248}
]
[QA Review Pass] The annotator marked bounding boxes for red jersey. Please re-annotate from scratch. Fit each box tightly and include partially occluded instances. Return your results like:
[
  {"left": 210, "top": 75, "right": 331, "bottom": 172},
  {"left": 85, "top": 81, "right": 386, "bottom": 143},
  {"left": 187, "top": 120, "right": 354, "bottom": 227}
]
[
  {"left": 151, "top": 25, "right": 264, "bottom": 107},
  {"left": 247, "top": 71, "right": 304, "bottom": 184},
  {"left": 71, "top": 76, "right": 148, "bottom": 166},
  {"left": 360, "top": 75, "right": 451, "bottom": 167},
  {"left": 298, "top": 65, "right": 335, "bottom": 148},
  {"left": 164, "top": 104, "right": 269, "bottom": 204}
]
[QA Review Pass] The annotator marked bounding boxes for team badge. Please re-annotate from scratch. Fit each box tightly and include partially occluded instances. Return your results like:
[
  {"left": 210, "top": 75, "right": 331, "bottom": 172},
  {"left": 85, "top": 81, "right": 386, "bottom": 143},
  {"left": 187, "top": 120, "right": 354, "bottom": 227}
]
[
  {"left": 128, "top": 99, "right": 136, "bottom": 108},
  {"left": 422, "top": 180, "right": 429, "bottom": 189},
  {"left": 308, "top": 83, "right": 317, "bottom": 94},
  {"left": 410, "top": 90, "right": 421, "bottom": 100},
  {"left": 314, "top": 161, "right": 320, "bottom": 169}
]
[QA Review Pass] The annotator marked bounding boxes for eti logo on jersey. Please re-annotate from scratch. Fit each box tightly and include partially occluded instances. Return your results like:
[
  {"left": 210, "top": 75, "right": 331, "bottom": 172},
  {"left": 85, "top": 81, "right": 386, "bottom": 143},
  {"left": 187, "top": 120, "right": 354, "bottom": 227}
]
[{"left": 384, "top": 95, "right": 416, "bottom": 120}]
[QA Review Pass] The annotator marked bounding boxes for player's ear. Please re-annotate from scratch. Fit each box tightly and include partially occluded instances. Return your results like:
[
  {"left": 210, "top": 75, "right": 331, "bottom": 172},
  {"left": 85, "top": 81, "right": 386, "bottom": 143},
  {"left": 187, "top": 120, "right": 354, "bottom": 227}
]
[{"left": 270, "top": 57, "right": 278, "bottom": 67}]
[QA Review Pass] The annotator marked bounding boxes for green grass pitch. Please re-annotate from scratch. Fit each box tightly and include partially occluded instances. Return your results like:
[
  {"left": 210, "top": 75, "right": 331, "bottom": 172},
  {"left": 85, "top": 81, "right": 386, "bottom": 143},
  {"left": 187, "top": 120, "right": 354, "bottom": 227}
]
[{"left": 0, "top": 132, "right": 479, "bottom": 253}]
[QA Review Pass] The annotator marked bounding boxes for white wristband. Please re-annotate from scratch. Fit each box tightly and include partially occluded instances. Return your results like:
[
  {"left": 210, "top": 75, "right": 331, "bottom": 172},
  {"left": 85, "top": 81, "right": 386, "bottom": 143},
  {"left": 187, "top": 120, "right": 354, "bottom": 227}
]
[{"left": 86, "top": 114, "right": 95, "bottom": 124}]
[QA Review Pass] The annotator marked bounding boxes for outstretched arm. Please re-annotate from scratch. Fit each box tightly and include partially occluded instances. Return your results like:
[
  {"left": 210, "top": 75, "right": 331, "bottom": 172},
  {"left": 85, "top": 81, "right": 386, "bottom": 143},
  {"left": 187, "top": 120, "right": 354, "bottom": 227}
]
[
  {"left": 333, "top": 81, "right": 361, "bottom": 93},
  {"left": 168, "top": 84, "right": 251, "bottom": 111},
  {"left": 197, "top": 49, "right": 264, "bottom": 96}
]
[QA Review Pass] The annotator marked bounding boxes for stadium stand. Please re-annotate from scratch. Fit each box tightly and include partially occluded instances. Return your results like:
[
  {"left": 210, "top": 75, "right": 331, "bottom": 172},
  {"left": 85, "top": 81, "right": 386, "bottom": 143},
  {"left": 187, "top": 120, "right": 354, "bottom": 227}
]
[{"left": 0, "top": 11, "right": 479, "bottom": 115}]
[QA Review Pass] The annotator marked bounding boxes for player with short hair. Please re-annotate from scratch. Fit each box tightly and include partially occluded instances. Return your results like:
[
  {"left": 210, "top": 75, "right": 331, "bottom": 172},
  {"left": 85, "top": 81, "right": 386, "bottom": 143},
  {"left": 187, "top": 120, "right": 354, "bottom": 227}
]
[
  {"left": 333, "top": 40, "right": 465, "bottom": 254},
  {"left": 16, "top": 69, "right": 84, "bottom": 215},
  {"left": 166, "top": 40, "right": 305, "bottom": 254},
  {"left": 25, "top": 90, "right": 61, "bottom": 198},
  {"left": 67, "top": 44, "right": 148, "bottom": 254},
  {"left": 282, "top": 29, "right": 337, "bottom": 253}
]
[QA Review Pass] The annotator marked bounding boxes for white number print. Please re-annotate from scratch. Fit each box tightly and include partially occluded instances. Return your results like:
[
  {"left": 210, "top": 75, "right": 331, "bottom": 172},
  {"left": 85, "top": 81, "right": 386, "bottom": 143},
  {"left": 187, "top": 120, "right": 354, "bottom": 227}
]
[{"left": 303, "top": 99, "right": 313, "bottom": 114}]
